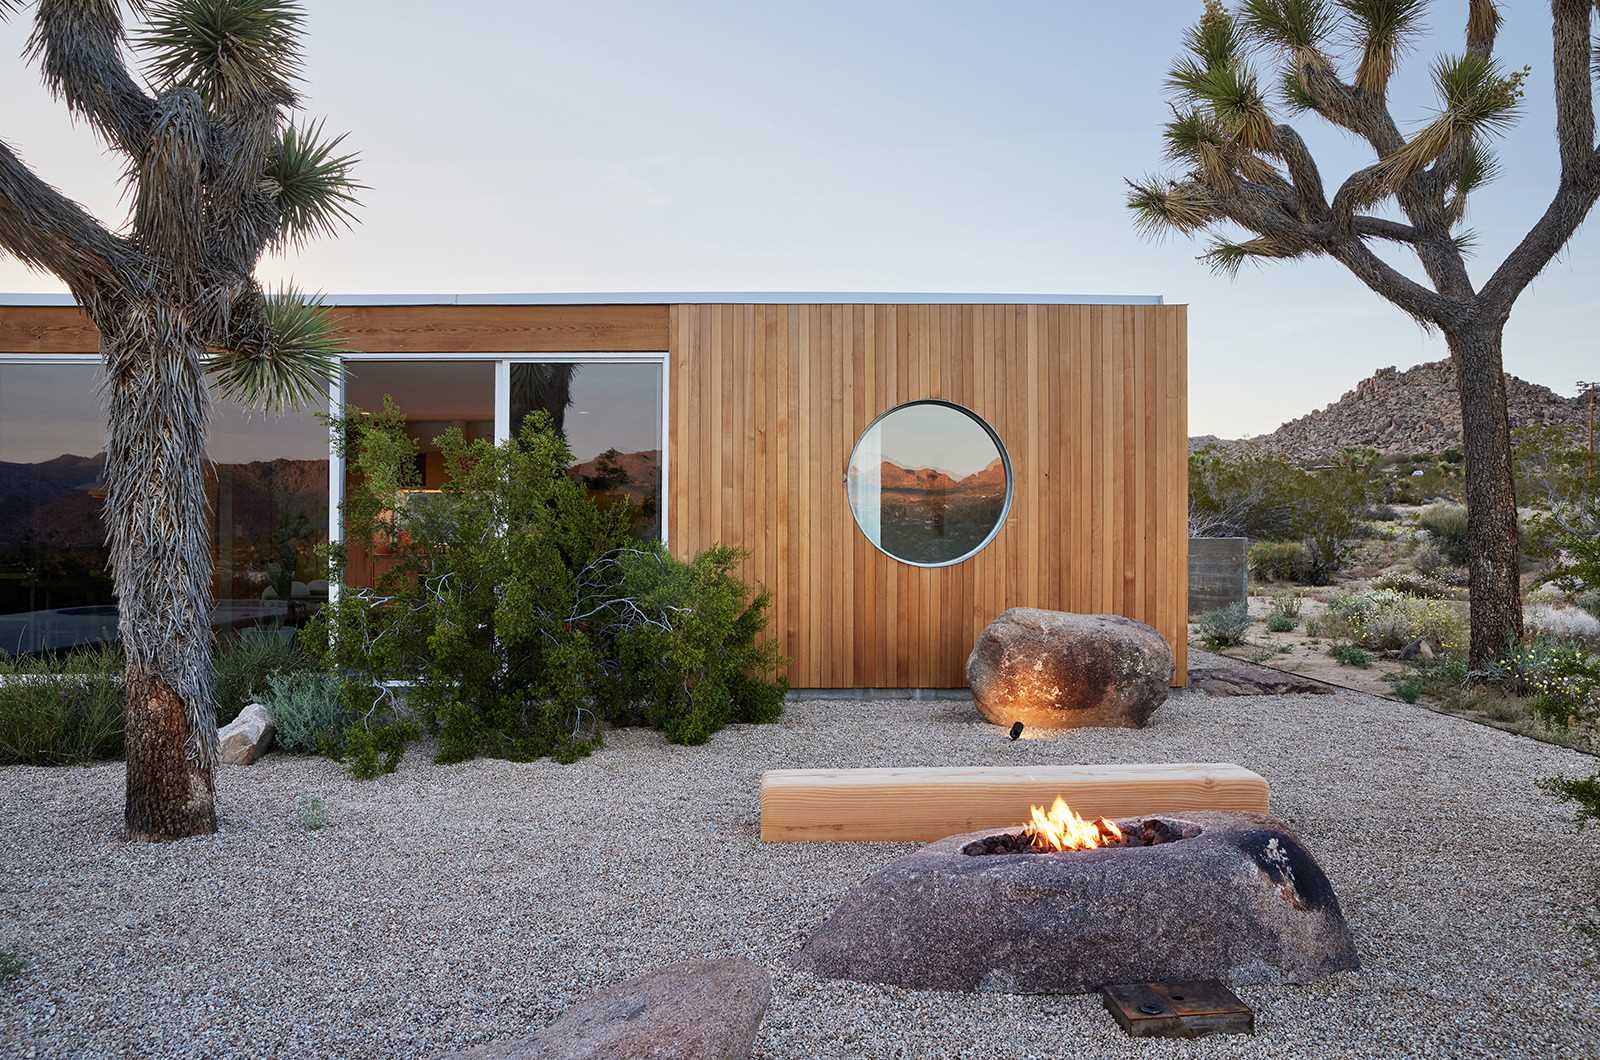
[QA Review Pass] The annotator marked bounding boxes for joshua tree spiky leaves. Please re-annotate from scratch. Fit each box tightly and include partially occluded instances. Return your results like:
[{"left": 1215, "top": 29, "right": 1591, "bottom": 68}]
[
  {"left": 0, "top": 0, "right": 359, "bottom": 840},
  {"left": 1130, "top": 0, "right": 1600, "bottom": 669}
]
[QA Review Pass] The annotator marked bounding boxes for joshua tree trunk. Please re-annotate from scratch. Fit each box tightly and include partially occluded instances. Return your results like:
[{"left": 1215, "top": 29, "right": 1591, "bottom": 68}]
[
  {"left": 0, "top": 1, "right": 359, "bottom": 840},
  {"left": 1447, "top": 323, "right": 1523, "bottom": 665},
  {"left": 103, "top": 314, "right": 218, "bottom": 840}
]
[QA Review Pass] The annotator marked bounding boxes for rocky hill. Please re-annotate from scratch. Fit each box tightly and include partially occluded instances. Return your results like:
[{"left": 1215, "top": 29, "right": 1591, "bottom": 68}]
[{"left": 1192, "top": 359, "right": 1587, "bottom": 462}]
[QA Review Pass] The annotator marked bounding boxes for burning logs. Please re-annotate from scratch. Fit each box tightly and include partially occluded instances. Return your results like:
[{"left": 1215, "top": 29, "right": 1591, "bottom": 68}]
[{"left": 795, "top": 811, "right": 1358, "bottom": 995}]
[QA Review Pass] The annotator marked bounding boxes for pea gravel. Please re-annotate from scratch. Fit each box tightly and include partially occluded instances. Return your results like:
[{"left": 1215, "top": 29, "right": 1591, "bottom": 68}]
[{"left": 2, "top": 685, "right": 1597, "bottom": 1059}]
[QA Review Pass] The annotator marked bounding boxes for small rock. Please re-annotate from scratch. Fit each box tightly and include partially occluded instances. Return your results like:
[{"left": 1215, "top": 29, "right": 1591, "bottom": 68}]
[
  {"left": 445, "top": 958, "right": 770, "bottom": 1060},
  {"left": 966, "top": 608, "right": 1172, "bottom": 729},
  {"left": 1399, "top": 639, "right": 1435, "bottom": 661},
  {"left": 218, "top": 703, "right": 274, "bottom": 765}
]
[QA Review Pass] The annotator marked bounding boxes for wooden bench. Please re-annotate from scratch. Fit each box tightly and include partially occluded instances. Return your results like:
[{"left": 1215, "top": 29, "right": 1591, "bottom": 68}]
[{"left": 760, "top": 763, "right": 1269, "bottom": 843}]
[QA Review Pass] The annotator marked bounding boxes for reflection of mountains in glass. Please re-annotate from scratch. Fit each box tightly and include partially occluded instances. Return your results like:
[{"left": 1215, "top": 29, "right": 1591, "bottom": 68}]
[
  {"left": 870, "top": 457, "right": 1006, "bottom": 563},
  {"left": 0, "top": 452, "right": 328, "bottom": 616},
  {"left": 569, "top": 448, "right": 660, "bottom": 539}
]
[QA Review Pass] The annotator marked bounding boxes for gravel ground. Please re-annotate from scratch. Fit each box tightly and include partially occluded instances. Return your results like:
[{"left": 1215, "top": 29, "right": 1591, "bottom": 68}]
[{"left": 2, "top": 686, "right": 1598, "bottom": 1059}]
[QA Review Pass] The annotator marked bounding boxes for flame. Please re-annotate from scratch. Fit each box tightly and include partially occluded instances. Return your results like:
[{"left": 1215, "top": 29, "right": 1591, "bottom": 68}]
[{"left": 1023, "top": 796, "right": 1124, "bottom": 852}]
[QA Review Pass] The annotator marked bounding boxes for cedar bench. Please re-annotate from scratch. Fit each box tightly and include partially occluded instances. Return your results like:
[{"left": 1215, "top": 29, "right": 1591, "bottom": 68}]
[{"left": 760, "top": 763, "right": 1270, "bottom": 843}]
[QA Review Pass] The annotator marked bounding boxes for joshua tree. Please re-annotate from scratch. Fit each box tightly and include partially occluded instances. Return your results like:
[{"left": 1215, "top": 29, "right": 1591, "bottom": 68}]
[
  {"left": 0, "top": 0, "right": 358, "bottom": 839},
  {"left": 1129, "top": 0, "right": 1600, "bottom": 667}
]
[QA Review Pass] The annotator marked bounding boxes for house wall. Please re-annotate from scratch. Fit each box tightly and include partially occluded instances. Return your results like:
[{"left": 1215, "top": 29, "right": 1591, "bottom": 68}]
[
  {"left": 668, "top": 303, "right": 1188, "bottom": 688},
  {"left": 0, "top": 298, "right": 1188, "bottom": 687}
]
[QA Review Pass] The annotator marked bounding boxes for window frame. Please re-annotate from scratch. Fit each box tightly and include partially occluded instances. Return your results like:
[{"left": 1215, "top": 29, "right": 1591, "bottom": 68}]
[{"left": 843, "top": 397, "right": 1014, "bottom": 569}]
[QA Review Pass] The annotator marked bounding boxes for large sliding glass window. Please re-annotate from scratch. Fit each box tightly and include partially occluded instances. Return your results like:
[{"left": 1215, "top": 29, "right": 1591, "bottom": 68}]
[
  {"left": 0, "top": 359, "right": 330, "bottom": 656},
  {"left": 509, "top": 361, "right": 663, "bottom": 540}
]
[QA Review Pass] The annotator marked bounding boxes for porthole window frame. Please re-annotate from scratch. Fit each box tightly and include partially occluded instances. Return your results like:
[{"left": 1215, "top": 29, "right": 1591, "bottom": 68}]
[{"left": 843, "top": 398, "right": 1014, "bottom": 569}]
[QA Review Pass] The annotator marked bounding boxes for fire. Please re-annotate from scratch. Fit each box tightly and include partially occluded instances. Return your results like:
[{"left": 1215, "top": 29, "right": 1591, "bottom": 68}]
[{"left": 1023, "top": 796, "right": 1125, "bottom": 852}]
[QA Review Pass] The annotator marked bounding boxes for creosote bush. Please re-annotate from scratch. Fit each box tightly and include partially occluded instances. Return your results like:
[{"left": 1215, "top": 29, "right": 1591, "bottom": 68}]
[
  {"left": 1417, "top": 504, "right": 1471, "bottom": 567},
  {"left": 0, "top": 645, "right": 124, "bottom": 766},
  {"left": 1197, "top": 602, "right": 1250, "bottom": 649},
  {"left": 306, "top": 403, "right": 785, "bottom": 776},
  {"left": 1249, "top": 540, "right": 1311, "bottom": 584}
]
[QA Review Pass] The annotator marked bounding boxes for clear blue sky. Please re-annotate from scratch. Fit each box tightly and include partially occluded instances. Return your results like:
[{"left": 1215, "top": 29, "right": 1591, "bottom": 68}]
[{"left": 1, "top": 2, "right": 1592, "bottom": 436}]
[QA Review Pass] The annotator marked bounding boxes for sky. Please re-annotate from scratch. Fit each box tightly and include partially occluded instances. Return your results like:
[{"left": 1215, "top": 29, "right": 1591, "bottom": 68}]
[{"left": 1, "top": 1, "right": 1594, "bottom": 438}]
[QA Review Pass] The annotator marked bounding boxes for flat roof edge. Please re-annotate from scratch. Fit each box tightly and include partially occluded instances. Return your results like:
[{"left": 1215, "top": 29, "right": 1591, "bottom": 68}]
[{"left": 0, "top": 291, "right": 1165, "bottom": 308}]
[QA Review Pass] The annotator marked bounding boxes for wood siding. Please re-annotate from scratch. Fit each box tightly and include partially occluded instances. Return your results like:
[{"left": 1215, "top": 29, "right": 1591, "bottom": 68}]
[
  {"left": 668, "top": 303, "right": 1188, "bottom": 688},
  {"left": 0, "top": 303, "right": 670, "bottom": 354}
]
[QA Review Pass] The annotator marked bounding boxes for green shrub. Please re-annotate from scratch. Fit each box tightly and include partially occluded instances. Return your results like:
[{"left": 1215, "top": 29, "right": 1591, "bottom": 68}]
[
  {"left": 1250, "top": 541, "right": 1311, "bottom": 583},
  {"left": 1269, "top": 591, "right": 1303, "bottom": 619},
  {"left": 309, "top": 401, "right": 786, "bottom": 777},
  {"left": 214, "top": 629, "right": 315, "bottom": 725},
  {"left": 1330, "top": 644, "right": 1372, "bottom": 668},
  {"left": 1388, "top": 671, "right": 1426, "bottom": 703},
  {"left": 263, "top": 671, "right": 345, "bottom": 753},
  {"left": 0, "top": 949, "right": 25, "bottom": 982},
  {"left": 0, "top": 645, "right": 124, "bottom": 766},
  {"left": 1319, "top": 589, "right": 1465, "bottom": 652},
  {"left": 1265, "top": 613, "right": 1296, "bottom": 633},
  {"left": 1197, "top": 602, "right": 1250, "bottom": 648},
  {"left": 1418, "top": 503, "right": 1470, "bottom": 566},
  {"left": 1373, "top": 569, "right": 1452, "bottom": 599},
  {"left": 1412, "top": 542, "right": 1447, "bottom": 576}
]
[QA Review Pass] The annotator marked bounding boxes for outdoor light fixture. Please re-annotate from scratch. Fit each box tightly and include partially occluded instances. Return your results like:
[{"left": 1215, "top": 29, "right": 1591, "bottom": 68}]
[{"left": 1009, "top": 721, "right": 1024, "bottom": 741}]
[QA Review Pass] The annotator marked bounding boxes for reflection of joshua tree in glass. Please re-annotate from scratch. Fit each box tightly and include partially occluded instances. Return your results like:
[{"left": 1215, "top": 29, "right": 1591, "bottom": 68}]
[{"left": 510, "top": 363, "right": 578, "bottom": 438}]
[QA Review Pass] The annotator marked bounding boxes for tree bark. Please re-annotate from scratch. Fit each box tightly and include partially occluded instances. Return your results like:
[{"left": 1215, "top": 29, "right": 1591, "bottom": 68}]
[
  {"left": 1446, "top": 323, "right": 1524, "bottom": 668},
  {"left": 102, "top": 311, "right": 219, "bottom": 840}
]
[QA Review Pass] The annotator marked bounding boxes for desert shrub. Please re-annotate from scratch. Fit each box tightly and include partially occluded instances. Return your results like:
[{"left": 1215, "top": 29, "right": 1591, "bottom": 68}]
[
  {"left": 1412, "top": 542, "right": 1446, "bottom": 576},
  {"left": 1417, "top": 503, "right": 1470, "bottom": 566},
  {"left": 1250, "top": 541, "right": 1311, "bottom": 583},
  {"left": 593, "top": 546, "right": 786, "bottom": 745},
  {"left": 214, "top": 629, "right": 315, "bottom": 725},
  {"left": 309, "top": 402, "right": 786, "bottom": 776},
  {"left": 1329, "top": 644, "right": 1372, "bottom": 668},
  {"left": 1197, "top": 602, "right": 1250, "bottom": 648},
  {"left": 1320, "top": 590, "right": 1465, "bottom": 652},
  {"left": 1580, "top": 590, "right": 1600, "bottom": 621},
  {"left": 1387, "top": 671, "right": 1426, "bottom": 703},
  {"left": 1265, "top": 613, "right": 1296, "bottom": 633},
  {"left": 1373, "top": 569, "right": 1452, "bottom": 599},
  {"left": 1270, "top": 591, "right": 1303, "bottom": 619},
  {"left": 0, "top": 645, "right": 124, "bottom": 766},
  {"left": 1367, "top": 504, "right": 1400, "bottom": 522},
  {"left": 263, "top": 671, "right": 345, "bottom": 753},
  {"left": 0, "top": 949, "right": 25, "bottom": 982},
  {"left": 1525, "top": 604, "right": 1600, "bottom": 643},
  {"left": 1188, "top": 447, "right": 1303, "bottom": 539}
]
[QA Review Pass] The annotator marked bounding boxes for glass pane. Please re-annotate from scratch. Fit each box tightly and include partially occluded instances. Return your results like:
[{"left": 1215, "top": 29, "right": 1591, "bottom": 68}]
[
  {"left": 341, "top": 361, "right": 495, "bottom": 587},
  {"left": 207, "top": 399, "right": 330, "bottom": 638},
  {"left": 845, "top": 401, "right": 1010, "bottom": 566},
  {"left": 509, "top": 362, "right": 662, "bottom": 540},
  {"left": 0, "top": 363, "right": 113, "bottom": 655},
  {"left": 0, "top": 362, "right": 331, "bottom": 656}
]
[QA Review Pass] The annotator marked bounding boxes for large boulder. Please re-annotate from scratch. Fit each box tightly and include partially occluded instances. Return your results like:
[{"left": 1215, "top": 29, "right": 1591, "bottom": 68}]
[
  {"left": 218, "top": 703, "right": 274, "bottom": 765},
  {"left": 795, "top": 811, "right": 1358, "bottom": 994},
  {"left": 446, "top": 958, "right": 770, "bottom": 1060},
  {"left": 966, "top": 608, "right": 1172, "bottom": 729}
]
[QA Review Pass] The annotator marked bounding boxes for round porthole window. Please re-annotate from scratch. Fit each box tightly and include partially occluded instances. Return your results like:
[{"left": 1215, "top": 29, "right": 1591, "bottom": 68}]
[{"left": 845, "top": 400, "right": 1012, "bottom": 567}]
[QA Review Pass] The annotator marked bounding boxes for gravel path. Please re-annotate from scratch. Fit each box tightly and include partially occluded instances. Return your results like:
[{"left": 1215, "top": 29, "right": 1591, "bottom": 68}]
[{"left": 2, "top": 687, "right": 1598, "bottom": 1059}]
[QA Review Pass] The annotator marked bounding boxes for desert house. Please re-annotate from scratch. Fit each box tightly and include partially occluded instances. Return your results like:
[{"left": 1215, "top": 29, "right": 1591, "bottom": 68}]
[{"left": 0, "top": 293, "right": 1187, "bottom": 687}]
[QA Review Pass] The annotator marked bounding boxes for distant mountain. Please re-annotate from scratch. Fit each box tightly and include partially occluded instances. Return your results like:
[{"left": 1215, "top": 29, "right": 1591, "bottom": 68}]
[
  {"left": 874, "top": 457, "right": 1006, "bottom": 494},
  {"left": 1190, "top": 360, "right": 1587, "bottom": 462}
]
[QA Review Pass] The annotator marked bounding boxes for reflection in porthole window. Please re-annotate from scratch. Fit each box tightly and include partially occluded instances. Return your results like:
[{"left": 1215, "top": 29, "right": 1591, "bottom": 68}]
[{"left": 845, "top": 400, "right": 1012, "bottom": 567}]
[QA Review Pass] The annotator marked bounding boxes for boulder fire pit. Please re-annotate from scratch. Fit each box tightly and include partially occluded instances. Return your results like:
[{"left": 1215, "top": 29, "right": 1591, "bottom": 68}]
[{"left": 796, "top": 804, "right": 1357, "bottom": 995}]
